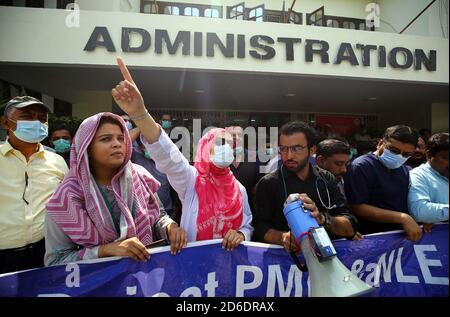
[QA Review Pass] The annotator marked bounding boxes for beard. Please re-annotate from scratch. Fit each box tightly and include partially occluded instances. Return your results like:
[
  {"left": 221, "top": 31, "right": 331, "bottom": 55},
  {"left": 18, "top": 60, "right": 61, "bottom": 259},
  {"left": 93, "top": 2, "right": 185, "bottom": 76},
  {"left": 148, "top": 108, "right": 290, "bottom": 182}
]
[{"left": 283, "top": 155, "right": 310, "bottom": 174}]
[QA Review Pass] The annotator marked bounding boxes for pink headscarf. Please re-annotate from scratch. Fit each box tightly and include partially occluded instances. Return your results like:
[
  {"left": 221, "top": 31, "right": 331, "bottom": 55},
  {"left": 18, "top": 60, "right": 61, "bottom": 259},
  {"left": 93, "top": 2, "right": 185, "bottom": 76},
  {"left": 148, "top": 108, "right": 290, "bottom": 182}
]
[
  {"left": 194, "top": 128, "right": 243, "bottom": 240},
  {"left": 46, "top": 112, "right": 160, "bottom": 248}
]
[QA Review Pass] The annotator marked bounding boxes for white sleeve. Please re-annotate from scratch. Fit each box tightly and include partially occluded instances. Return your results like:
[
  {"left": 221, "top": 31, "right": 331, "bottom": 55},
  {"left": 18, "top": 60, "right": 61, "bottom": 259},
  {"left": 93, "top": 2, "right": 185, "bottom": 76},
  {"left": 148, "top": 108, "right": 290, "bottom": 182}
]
[
  {"left": 141, "top": 127, "right": 196, "bottom": 203},
  {"left": 238, "top": 184, "right": 254, "bottom": 241}
]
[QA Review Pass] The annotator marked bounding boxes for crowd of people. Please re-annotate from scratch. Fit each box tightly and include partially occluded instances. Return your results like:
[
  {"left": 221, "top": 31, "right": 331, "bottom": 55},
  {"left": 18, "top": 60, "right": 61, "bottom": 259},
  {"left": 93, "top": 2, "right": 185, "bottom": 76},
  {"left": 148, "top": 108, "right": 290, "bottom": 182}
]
[{"left": 0, "top": 58, "right": 448, "bottom": 276}]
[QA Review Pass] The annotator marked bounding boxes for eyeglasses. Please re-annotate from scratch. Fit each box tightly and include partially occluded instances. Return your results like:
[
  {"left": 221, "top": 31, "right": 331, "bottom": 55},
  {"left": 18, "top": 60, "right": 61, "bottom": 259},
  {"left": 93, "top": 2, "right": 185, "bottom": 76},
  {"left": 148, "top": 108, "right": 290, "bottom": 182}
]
[
  {"left": 278, "top": 145, "right": 307, "bottom": 154},
  {"left": 22, "top": 172, "right": 29, "bottom": 205},
  {"left": 384, "top": 142, "right": 413, "bottom": 158}
]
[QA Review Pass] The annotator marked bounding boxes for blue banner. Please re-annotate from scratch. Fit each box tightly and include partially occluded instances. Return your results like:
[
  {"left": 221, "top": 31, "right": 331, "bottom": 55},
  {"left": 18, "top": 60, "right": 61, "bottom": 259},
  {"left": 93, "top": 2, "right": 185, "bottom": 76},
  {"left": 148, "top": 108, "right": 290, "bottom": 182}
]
[{"left": 0, "top": 224, "right": 448, "bottom": 297}]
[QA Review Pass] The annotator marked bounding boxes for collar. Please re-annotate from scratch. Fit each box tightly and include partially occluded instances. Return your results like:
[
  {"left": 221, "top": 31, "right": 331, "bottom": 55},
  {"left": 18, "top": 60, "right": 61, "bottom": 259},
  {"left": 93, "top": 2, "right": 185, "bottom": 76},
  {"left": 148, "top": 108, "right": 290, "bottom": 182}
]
[
  {"left": 425, "top": 162, "right": 448, "bottom": 181},
  {"left": 0, "top": 139, "right": 45, "bottom": 157}
]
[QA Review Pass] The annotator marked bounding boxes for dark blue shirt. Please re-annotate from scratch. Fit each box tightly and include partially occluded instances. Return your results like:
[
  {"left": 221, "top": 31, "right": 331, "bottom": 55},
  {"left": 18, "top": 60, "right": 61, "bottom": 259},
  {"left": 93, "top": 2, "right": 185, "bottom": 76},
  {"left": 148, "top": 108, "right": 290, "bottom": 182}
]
[
  {"left": 131, "top": 146, "right": 174, "bottom": 218},
  {"left": 344, "top": 152, "right": 410, "bottom": 234}
]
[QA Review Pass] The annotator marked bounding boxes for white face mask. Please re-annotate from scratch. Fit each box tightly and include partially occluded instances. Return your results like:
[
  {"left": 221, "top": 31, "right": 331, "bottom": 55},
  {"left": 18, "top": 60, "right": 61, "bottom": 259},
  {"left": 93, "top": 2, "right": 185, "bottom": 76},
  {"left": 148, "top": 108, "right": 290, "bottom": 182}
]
[{"left": 212, "top": 144, "right": 234, "bottom": 168}]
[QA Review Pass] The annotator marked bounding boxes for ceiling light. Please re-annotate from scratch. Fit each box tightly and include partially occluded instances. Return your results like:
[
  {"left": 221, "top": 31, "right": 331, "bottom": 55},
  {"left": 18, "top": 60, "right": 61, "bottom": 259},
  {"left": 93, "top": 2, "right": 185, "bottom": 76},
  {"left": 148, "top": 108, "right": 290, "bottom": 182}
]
[{"left": 284, "top": 93, "right": 296, "bottom": 97}]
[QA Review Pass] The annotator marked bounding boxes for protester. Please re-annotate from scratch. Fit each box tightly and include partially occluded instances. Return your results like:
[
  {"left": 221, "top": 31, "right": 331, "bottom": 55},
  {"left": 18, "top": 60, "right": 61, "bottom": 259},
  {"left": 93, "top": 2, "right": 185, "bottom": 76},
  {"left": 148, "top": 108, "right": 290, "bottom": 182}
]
[
  {"left": 160, "top": 113, "right": 173, "bottom": 135},
  {"left": 49, "top": 123, "right": 73, "bottom": 166},
  {"left": 0, "top": 96, "right": 68, "bottom": 274},
  {"left": 316, "top": 139, "right": 350, "bottom": 196},
  {"left": 406, "top": 136, "right": 427, "bottom": 169},
  {"left": 344, "top": 125, "right": 422, "bottom": 241},
  {"left": 45, "top": 112, "right": 187, "bottom": 265},
  {"left": 111, "top": 57, "right": 253, "bottom": 250},
  {"left": 254, "top": 121, "right": 360, "bottom": 253},
  {"left": 227, "top": 124, "right": 261, "bottom": 214},
  {"left": 408, "top": 132, "right": 449, "bottom": 230}
]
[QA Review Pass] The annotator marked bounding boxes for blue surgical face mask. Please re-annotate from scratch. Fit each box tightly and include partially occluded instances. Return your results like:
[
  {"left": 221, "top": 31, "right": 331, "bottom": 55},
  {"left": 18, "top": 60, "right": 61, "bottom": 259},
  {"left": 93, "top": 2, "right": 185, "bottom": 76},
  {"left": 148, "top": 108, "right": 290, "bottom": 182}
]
[
  {"left": 212, "top": 144, "right": 234, "bottom": 168},
  {"left": 161, "top": 120, "right": 172, "bottom": 129},
  {"left": 125, "top": 121, "right": 133, "bottom": 131},
  {"left": 235, "top": 145, "right": 244, "bottom": 156},
  {"left": 53, "top": 138, "right": 71, "bottom": 153},
  {"left": 144, "top": 151, "right": 151, "bottom": 160},
  {"left": 10, "top": 119, "right": 48, "bottom": 144},
  {"left": 379, "top": 148, "right": 409, "bottom": 169}
]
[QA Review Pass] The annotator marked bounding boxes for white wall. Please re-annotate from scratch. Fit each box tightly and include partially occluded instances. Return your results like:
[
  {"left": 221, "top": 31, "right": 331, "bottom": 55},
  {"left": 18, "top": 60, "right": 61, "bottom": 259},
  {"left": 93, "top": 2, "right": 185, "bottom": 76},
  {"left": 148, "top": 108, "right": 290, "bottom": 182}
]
[
  {"left": 378, "top": 0, "right": 448, "bottom": 38},
  {"left": 0, "top": 7, "right": 447, "bottom": 84}
]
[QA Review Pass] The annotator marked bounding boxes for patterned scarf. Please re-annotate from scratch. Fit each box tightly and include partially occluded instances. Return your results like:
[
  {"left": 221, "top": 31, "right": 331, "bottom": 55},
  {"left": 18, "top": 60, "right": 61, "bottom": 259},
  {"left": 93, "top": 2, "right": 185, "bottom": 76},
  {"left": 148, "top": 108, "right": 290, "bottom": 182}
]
[
  {"left": 194, "top": 128, "right": 243, "bottom": 240},
  {"left": 46, "top": 113, "right": 160, "bottom": 247}
]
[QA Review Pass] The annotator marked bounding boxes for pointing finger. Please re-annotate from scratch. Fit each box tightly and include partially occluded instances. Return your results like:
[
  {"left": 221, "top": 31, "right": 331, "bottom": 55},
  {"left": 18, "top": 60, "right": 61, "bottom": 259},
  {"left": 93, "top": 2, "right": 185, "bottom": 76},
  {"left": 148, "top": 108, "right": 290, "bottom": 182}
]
[{"left": 117, "top": 56, "right": 135, "bottom": 84}]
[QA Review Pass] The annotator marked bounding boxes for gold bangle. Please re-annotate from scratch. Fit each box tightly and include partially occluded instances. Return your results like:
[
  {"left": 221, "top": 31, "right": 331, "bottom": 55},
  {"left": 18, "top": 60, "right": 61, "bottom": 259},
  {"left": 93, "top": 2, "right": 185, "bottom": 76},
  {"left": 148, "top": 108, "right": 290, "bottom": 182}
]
[{"left": 129, "top": 109, "right": 149, "bottom": 121}]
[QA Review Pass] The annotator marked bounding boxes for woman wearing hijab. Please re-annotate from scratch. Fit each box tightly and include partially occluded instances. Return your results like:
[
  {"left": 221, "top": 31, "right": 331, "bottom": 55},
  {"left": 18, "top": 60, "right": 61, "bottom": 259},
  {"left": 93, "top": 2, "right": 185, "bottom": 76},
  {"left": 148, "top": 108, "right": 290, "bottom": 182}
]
[
  {"left": 44, "top": 113, "right": 187, "bottom": 266},
  {"left": 112, "top": 58, "right": 253, "bottom": 250}
]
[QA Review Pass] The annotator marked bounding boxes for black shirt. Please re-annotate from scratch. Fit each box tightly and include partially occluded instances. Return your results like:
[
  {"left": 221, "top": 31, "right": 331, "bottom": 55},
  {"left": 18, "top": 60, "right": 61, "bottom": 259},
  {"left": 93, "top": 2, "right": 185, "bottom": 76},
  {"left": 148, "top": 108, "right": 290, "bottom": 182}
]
[
  {"left": 253, "top": 164, "right": 358, "bottom": 242},
  {"left": 230, "top": 152, "right": 262, "bottom": 213}
]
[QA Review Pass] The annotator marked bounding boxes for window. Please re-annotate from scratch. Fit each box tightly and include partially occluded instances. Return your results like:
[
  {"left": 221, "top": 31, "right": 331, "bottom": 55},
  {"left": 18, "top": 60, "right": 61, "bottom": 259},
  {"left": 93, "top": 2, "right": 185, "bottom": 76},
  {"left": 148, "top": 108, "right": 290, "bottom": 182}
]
[
  {"left": 326, "top": 19, "right": 340, "bottom": 28},
  {"left": 164, "top": 5, "right": 179, "bottom": 16},
  {"left": 143, "top": 3, "right": 158, "bottom": 14},
  {"left": 248, "top": 5, "right": 264, "bottom": 22},
  {"left": 228, "top": 3, "right": 244, "bottom": 20},
  {"left": 184, "top": 6, "right": 200, "bottom": 17},
  {"left": 266, "top": 12, "right": 281, "bottom": 23},
  {"left": 343, "top": 21, "right": 356, "bottom": 29},
  {"left": 289, "top": 11, "right": 302, "bottom": 24},
  {"left": 205, "top": 8, "right": 219, "bottom": 18},
  {"left": 308, "top": 6, "right": 324, "bottom": 26}
]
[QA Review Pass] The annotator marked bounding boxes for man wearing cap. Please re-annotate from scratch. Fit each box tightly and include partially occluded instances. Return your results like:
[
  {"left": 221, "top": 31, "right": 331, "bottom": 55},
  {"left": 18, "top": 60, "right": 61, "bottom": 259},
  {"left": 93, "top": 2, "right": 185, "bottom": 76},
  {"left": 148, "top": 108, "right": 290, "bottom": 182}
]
[{"left": 0, "top": 96, "right": 68, "bottom": 274}]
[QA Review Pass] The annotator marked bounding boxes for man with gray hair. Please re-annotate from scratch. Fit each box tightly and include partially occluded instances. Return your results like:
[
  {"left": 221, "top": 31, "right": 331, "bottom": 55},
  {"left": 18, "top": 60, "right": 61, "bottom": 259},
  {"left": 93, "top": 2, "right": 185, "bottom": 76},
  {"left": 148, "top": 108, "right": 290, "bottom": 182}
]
[{"left": 0, "top": 96, "right": 68, "bottom": 274}]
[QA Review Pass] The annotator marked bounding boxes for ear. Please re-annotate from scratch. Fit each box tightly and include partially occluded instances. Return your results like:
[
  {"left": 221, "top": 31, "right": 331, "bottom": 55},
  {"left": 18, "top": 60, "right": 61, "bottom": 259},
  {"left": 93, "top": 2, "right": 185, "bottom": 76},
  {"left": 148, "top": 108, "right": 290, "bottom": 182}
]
[
  {"left": 316, "top": 155, "right": 325, "bottom": 166},
  {"left": 376, "top": 139, "right": 384, "bottom": 150}
]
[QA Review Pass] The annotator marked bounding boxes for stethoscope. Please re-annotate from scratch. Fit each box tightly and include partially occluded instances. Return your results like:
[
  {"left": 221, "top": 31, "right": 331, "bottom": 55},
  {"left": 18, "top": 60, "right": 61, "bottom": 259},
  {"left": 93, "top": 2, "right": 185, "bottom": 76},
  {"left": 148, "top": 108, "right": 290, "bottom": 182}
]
[
  {"left": 280, "top": 165, "right": 336, "bottom": 211},
  {"left": 280, "top": 164, "right": 336, "bottom": 272}
]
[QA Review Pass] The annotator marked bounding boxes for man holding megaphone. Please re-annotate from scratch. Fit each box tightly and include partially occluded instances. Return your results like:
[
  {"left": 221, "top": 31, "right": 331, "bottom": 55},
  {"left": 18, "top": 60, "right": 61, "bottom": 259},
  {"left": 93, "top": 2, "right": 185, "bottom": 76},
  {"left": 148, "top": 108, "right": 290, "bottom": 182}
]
[
  {"left": 253, "top": 121, "right": 374, "bottom": 297},
  {"left": 253, "top": 121, "right": 359, "bottom": 252}
]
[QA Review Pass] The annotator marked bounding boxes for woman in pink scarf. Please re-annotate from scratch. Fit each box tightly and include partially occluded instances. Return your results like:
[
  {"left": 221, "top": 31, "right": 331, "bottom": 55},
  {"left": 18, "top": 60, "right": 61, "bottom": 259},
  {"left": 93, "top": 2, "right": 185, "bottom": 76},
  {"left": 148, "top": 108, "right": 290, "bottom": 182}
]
[
  {"left": 111, "top": 58, "right": 253, "bottom": 249},
  {"left": 44, "top": 112, "right": 187, "bottom": 266}
]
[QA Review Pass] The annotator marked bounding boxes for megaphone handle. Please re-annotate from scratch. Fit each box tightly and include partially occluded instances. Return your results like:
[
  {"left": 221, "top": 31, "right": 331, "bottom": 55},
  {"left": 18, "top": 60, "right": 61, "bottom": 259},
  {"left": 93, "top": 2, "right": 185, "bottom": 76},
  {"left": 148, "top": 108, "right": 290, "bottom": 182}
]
[{"left": 289, "top": 250, "right": 308, "bottom": 272}]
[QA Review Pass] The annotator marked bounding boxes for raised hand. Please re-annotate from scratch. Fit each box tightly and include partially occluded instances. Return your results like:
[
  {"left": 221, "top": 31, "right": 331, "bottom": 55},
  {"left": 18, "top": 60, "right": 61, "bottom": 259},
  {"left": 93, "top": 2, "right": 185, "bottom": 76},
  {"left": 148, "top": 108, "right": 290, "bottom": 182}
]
[{"left": 112, "top": 57, "right": 146, "bottom": 117}]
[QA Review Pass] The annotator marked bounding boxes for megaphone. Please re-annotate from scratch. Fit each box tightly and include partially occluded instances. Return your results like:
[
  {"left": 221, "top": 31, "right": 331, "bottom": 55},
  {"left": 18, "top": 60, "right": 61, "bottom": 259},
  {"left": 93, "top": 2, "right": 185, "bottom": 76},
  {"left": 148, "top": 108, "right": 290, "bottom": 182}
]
[{"left": 283, "top": 194, "right": 374, "bottom": 297}]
